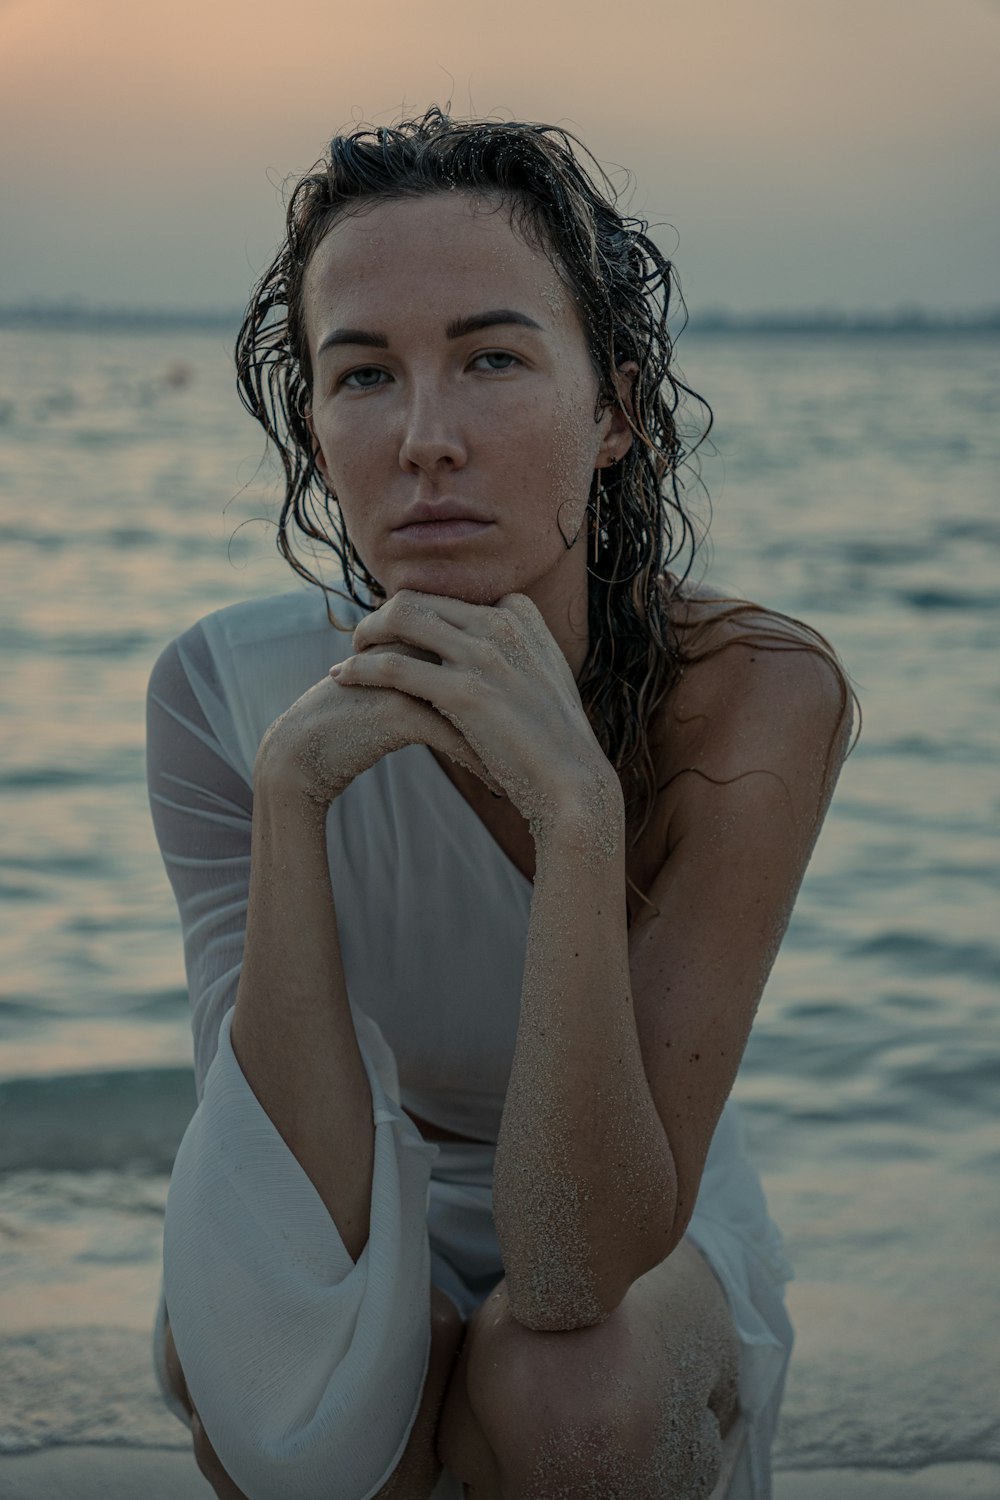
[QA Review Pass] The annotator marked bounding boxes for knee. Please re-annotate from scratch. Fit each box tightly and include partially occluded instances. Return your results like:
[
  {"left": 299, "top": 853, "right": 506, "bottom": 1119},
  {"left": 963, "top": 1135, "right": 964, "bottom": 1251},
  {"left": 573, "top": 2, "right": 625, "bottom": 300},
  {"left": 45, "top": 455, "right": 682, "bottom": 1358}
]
[
  {"left": 507, "top": 1401, "right": 723, "bottom": 1500},
  {"left": 462, "top": 1301, "right": 654, "bottom": 1494},
  {"left": 464, "top": 1281, "right": 631, "bottom": 1423},
  {"left": 648, "top": 1403, "right": 725, "bottom": 1500},
  {"left": 511, "top": 1410, "right": 659, "bottom": 1499},
  {"left": 463, "top": 1288, "right": 725, "bottom": 1500}
]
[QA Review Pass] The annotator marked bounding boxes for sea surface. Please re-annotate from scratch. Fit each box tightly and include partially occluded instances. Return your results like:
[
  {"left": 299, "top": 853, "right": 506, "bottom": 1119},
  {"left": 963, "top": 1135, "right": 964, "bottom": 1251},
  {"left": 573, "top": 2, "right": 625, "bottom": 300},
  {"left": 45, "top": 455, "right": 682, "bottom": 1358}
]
[{"left": 0, "top": 323, "right": 997, "bottom": 1470}]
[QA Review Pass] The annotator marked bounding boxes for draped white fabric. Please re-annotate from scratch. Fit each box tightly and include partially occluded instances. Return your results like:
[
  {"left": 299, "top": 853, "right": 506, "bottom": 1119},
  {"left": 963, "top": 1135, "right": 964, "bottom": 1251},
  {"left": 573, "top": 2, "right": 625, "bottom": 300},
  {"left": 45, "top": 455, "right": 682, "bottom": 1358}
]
[{"left": 147, "top": 586, "right": 794, "bottom": 1499}]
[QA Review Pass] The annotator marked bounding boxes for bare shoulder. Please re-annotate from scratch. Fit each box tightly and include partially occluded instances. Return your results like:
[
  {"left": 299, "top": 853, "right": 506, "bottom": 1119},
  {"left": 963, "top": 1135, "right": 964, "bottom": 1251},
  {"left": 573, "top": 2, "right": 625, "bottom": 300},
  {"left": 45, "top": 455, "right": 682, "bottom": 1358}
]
[{"left": 653, "top": 573, "right": 854, "bottom": 819}]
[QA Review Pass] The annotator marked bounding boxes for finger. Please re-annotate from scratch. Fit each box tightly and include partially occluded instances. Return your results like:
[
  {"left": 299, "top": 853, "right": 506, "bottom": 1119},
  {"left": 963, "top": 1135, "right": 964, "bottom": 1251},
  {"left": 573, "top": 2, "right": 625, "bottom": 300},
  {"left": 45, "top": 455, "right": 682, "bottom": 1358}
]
[
  {"left": 353, "top": 590, "right": 492, "bottom": 661},
  {"left": 354, "top": 639, "right": 442, "bottom": 666},
  {"left": 415, "top": 704, "right": 505, "bottom": 797},
  {"left": 330, "top": 652, "right": 506, "bottom": 796},
  {"left": 331, "top": 648, "right": 465, "bottom": 706},
  {"left": 332, "top": 652, "right": 502, "bottom": 783},
  {"left": 496, "top": 591, "right": 533, "bottom": 616}
]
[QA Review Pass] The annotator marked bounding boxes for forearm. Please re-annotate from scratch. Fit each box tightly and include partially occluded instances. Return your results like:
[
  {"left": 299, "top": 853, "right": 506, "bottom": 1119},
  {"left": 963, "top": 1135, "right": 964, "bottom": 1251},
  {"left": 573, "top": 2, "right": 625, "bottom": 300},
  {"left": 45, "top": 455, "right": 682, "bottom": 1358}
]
[
  {"left": 492, "top": 780, "right": 676, "bottom": 1331},
  {"left": 229, "top": 759, "right": 374, "bottom": 1263}
]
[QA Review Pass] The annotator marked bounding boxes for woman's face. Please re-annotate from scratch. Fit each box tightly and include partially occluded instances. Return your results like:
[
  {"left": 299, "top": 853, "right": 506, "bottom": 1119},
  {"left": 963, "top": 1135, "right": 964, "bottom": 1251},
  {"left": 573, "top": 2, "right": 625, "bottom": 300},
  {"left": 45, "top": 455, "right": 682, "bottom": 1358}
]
[{"left": 303, "top": 190, "right": 635, "bottom": 632}]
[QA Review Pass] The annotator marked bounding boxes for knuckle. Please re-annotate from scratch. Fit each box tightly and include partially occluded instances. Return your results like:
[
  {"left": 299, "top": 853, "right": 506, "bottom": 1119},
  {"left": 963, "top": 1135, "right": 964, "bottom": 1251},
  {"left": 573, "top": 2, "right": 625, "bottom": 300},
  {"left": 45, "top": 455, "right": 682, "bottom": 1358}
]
[
  {"left": 368, "top": 651, "right": 394, "bottom": 682},
  {"left": 490, "top": 610, "right": 518, "bottom": 643},
  {"left": 459, "top": 666, "right": 485, "bottom": 699},
  {"left": 385, "top": 590, "right": 413, "bottom": 623}
]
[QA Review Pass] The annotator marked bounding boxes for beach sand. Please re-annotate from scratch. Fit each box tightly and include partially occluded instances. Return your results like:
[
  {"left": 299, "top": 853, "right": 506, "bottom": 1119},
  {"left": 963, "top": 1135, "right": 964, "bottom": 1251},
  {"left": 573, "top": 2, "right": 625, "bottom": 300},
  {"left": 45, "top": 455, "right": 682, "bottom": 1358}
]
[{"left": 1, "top": 1448, "right": 998, "bottom": 1498}]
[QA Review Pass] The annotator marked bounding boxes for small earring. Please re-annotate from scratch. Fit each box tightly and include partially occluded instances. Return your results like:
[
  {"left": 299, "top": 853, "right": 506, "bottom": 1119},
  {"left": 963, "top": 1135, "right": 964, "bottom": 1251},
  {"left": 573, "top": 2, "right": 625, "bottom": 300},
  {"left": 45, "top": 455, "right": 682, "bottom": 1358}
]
[{"left": 591, "top": 469, "right": 600, "bottom": 564}]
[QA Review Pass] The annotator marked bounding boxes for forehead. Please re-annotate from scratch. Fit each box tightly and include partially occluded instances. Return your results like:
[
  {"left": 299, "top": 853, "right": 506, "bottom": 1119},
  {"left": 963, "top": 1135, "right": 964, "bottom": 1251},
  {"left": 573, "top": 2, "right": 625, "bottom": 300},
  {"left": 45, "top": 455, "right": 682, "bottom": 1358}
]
[{"left": 303, "top": 192, "right": 574, "bottom": 328}]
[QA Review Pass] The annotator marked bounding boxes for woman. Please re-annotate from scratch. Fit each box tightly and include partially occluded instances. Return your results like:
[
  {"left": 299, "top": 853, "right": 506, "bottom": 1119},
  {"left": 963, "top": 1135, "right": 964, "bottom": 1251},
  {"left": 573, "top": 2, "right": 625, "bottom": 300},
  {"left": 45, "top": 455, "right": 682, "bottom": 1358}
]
[{"left": 148, "top": 108, "right": 859, "bottom": 1500}]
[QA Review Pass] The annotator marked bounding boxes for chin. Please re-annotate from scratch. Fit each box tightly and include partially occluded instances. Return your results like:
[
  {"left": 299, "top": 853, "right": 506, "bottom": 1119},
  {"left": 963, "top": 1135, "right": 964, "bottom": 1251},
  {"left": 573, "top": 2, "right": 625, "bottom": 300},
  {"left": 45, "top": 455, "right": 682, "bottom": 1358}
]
[{"left": 384, "top": 564, "right": 514, "bottom": 608}]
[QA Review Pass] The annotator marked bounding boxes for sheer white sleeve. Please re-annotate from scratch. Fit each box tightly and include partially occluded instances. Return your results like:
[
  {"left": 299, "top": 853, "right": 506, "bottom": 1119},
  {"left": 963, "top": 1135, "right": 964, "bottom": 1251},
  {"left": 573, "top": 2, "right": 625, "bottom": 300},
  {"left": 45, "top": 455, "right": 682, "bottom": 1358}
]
[
  {"left": 146, "top": 624, "right": 256, "bottom": 1098},
  {"left": 146, "top": 623, "right": 442, "bottom": 1500}
]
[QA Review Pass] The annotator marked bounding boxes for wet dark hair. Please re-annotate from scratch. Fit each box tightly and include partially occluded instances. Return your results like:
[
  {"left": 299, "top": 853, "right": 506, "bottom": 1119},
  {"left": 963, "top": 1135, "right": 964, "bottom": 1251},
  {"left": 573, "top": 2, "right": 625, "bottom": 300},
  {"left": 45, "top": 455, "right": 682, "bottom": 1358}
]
[{"left": 236, "top": 105, "right": 861, "bottom": 923}]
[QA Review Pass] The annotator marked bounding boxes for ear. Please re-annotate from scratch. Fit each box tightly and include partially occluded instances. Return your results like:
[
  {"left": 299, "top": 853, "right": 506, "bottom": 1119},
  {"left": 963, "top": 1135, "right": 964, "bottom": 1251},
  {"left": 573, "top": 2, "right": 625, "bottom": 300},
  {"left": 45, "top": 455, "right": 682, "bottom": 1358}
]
[
  {"left": 305, "top": 407, "right": 332, "bottom": 489},
  {"left": 602, "top": 360, "right": 640, "bottom": 463}
]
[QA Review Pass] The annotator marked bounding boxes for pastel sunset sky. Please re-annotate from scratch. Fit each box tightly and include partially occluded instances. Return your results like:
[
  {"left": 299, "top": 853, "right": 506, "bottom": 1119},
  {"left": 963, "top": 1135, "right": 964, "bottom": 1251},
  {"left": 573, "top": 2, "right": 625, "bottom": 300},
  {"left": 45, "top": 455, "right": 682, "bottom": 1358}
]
[{"left": 2, "top": 0, "right": 997, "bottom": 313}]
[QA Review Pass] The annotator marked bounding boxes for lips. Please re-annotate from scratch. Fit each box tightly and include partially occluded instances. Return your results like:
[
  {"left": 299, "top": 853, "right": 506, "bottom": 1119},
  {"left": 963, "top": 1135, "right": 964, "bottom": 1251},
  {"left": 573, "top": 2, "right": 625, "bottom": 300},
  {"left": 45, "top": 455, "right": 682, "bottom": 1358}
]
[
  {"left": 393, "top": 503, "right": 488, "bottom": 529},
  {"left": 393, "top": 517, "right": 493, "bottom": 542}
]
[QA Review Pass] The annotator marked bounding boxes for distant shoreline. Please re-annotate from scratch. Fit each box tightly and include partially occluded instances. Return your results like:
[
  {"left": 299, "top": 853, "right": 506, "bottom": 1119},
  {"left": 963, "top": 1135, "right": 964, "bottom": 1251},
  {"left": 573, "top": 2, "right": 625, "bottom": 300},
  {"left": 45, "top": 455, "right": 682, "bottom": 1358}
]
[{"left": 2, "top": 304, "right": 999, "bottom": 336}]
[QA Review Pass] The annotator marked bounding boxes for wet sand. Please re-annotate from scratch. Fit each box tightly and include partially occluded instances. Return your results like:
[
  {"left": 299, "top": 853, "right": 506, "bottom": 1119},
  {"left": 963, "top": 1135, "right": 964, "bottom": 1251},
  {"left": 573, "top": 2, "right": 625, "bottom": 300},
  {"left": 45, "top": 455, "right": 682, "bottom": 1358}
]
[{"left": 1, "top": 1448, "right": 998, "bottom": 1499}]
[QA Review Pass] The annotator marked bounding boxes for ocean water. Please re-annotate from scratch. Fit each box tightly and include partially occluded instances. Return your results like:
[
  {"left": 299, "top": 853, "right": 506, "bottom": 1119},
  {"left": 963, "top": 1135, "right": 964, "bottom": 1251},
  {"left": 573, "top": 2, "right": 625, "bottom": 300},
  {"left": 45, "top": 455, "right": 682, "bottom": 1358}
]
[{"left": 0, "top": 323, "right": 998, "bottom": 1470}]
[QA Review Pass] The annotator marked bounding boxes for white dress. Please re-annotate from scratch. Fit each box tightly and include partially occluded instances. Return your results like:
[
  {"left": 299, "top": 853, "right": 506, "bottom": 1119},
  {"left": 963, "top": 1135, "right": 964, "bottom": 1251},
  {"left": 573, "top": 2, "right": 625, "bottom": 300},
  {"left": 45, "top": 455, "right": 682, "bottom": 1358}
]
[{"left": 147, "top": 584, "right": 795, "bottom": 1500}]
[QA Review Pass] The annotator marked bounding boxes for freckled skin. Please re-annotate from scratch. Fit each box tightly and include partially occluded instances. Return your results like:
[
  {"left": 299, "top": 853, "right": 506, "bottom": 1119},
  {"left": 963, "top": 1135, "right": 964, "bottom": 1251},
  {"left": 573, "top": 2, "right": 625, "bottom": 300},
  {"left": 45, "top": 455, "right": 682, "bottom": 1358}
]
[
  {"left": 301, "top": 198, "right": 679, "bottom": 1348},
  {"left": 302, "top": 189, "right": 637, "bottom": 682},
  {"left": 294, "top": 189, "right": 740, "bottom": 1494}
]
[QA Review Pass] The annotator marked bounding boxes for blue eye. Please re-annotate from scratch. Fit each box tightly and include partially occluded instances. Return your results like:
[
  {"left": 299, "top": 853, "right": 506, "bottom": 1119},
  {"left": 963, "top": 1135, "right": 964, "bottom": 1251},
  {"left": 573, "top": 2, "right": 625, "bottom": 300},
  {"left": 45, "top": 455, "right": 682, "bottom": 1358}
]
[
  {"left": 337, "top": 351, "right": 521, "bottom": 392},
  {"left": 340, "top": 367, "right": 386, "bottom": 390},
  {"left": 474, "top": 351, "right": 520, "bottom": 372}
]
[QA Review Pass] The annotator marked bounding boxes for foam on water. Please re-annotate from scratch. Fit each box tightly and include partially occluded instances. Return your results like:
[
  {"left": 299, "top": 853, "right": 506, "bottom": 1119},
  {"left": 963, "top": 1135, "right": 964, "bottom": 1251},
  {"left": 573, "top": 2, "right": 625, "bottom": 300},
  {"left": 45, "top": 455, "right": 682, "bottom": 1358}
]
[{"left": 0, "top": 1171, "right": 182, "bottom": 1453}]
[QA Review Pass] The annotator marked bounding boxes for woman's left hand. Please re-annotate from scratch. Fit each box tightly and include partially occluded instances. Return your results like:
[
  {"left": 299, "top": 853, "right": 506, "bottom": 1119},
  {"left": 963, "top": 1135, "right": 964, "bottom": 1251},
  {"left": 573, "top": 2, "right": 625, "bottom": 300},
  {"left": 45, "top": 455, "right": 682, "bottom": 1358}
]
[{"left": 331, "top": 590, "right": 621, "bottom": 832}]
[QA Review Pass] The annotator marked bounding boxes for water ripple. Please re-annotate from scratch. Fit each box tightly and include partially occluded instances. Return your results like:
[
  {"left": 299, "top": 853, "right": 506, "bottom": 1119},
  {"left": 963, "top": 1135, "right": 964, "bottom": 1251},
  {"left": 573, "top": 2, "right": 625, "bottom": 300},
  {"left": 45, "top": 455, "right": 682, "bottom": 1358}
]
[
  {"left": 896, "top": 587, "right": 1000, "bottom": 613},
  {"left": 849, "top": 930, "right": 1000, "bottom": 984}
]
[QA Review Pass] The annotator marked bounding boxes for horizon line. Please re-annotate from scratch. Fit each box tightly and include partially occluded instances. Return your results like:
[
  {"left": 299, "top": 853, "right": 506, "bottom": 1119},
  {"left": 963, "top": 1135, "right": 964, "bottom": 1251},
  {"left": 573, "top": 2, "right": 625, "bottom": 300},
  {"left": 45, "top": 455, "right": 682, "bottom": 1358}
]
[{"left": 2, "top": 300, "right": 999, "bottom": 335}]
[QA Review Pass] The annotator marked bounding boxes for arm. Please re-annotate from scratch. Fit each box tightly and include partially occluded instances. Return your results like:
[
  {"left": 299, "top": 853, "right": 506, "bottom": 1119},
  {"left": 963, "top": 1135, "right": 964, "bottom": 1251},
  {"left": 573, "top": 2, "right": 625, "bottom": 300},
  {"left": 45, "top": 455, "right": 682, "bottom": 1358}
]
[
  {"left": 147, "top": 626, "right": 443, "bottom": 1500},
  {"left": 326, "top": 591, "right": 852, "bottom": 1335},
  {"left": 330, "top": 589, "right": 681, "bottom": 1332},
  {"left": 491, "top": 774, "right": 677, "bottom": 1333},
  {"left": 229, "top": 759, "right": 374, "bottom": 1261},
  {"left": 148, "top": 624, "right": 377, "bottom": 1258},
  {"left": 493, "top": 642, "right": 853, "bottom": 1332},
  {"left": 228, "top": 629, "right": 499, "bottom": 1248}
]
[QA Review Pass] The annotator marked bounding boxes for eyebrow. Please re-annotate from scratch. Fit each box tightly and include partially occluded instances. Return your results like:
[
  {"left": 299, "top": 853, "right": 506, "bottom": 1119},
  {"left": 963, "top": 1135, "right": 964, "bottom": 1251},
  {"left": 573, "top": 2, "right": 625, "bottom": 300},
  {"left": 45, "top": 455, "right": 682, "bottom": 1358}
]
[{"left": 317, "top": 308, "right": 545, "bottom": 358}]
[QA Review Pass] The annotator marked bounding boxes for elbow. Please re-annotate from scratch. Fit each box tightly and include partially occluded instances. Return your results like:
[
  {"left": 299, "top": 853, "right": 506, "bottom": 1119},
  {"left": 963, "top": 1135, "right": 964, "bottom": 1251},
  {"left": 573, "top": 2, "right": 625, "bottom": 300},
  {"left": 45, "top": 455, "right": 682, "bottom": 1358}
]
[
  {"left": 502, "top": 1211, "right": 679, "bottom": 1334},
  {"left": 511, "top": 1298, "right": 602, "bottom": 1332},
  {"left": 504, "top": 1261, "right": 642, "bottom": 1334},
  {"left": 502, "top": 1258, "right": 611, "bottom": 1332},
  {"left": 508, "top": 1300, "right": 609, "bottom": 1334}
]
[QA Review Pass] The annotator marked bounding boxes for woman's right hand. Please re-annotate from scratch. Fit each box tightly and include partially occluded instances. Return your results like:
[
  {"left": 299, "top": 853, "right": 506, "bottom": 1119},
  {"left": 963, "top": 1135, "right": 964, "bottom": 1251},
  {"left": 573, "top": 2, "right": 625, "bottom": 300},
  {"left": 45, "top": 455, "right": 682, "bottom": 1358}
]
[{"left": 255, "top": 639, "right": 503, "bottom": 807}]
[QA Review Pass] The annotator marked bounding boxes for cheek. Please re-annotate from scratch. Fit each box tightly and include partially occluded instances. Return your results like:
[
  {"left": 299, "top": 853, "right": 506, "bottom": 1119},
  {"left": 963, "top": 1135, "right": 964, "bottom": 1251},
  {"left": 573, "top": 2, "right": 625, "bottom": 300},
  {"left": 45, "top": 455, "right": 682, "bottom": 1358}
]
[
  {"left": 539, "top": 393, "right": 598, "bottom": 510},
  {"left": 316, "top": 415, "right": 385, "bottom": 506}
]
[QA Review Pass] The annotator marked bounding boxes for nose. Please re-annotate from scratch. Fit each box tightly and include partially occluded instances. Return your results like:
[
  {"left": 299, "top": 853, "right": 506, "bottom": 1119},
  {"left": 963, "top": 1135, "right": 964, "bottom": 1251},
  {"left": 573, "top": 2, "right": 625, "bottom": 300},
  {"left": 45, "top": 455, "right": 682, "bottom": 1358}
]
[{"left": 397, "top": 381, "right": 469, "bottom": 479}]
